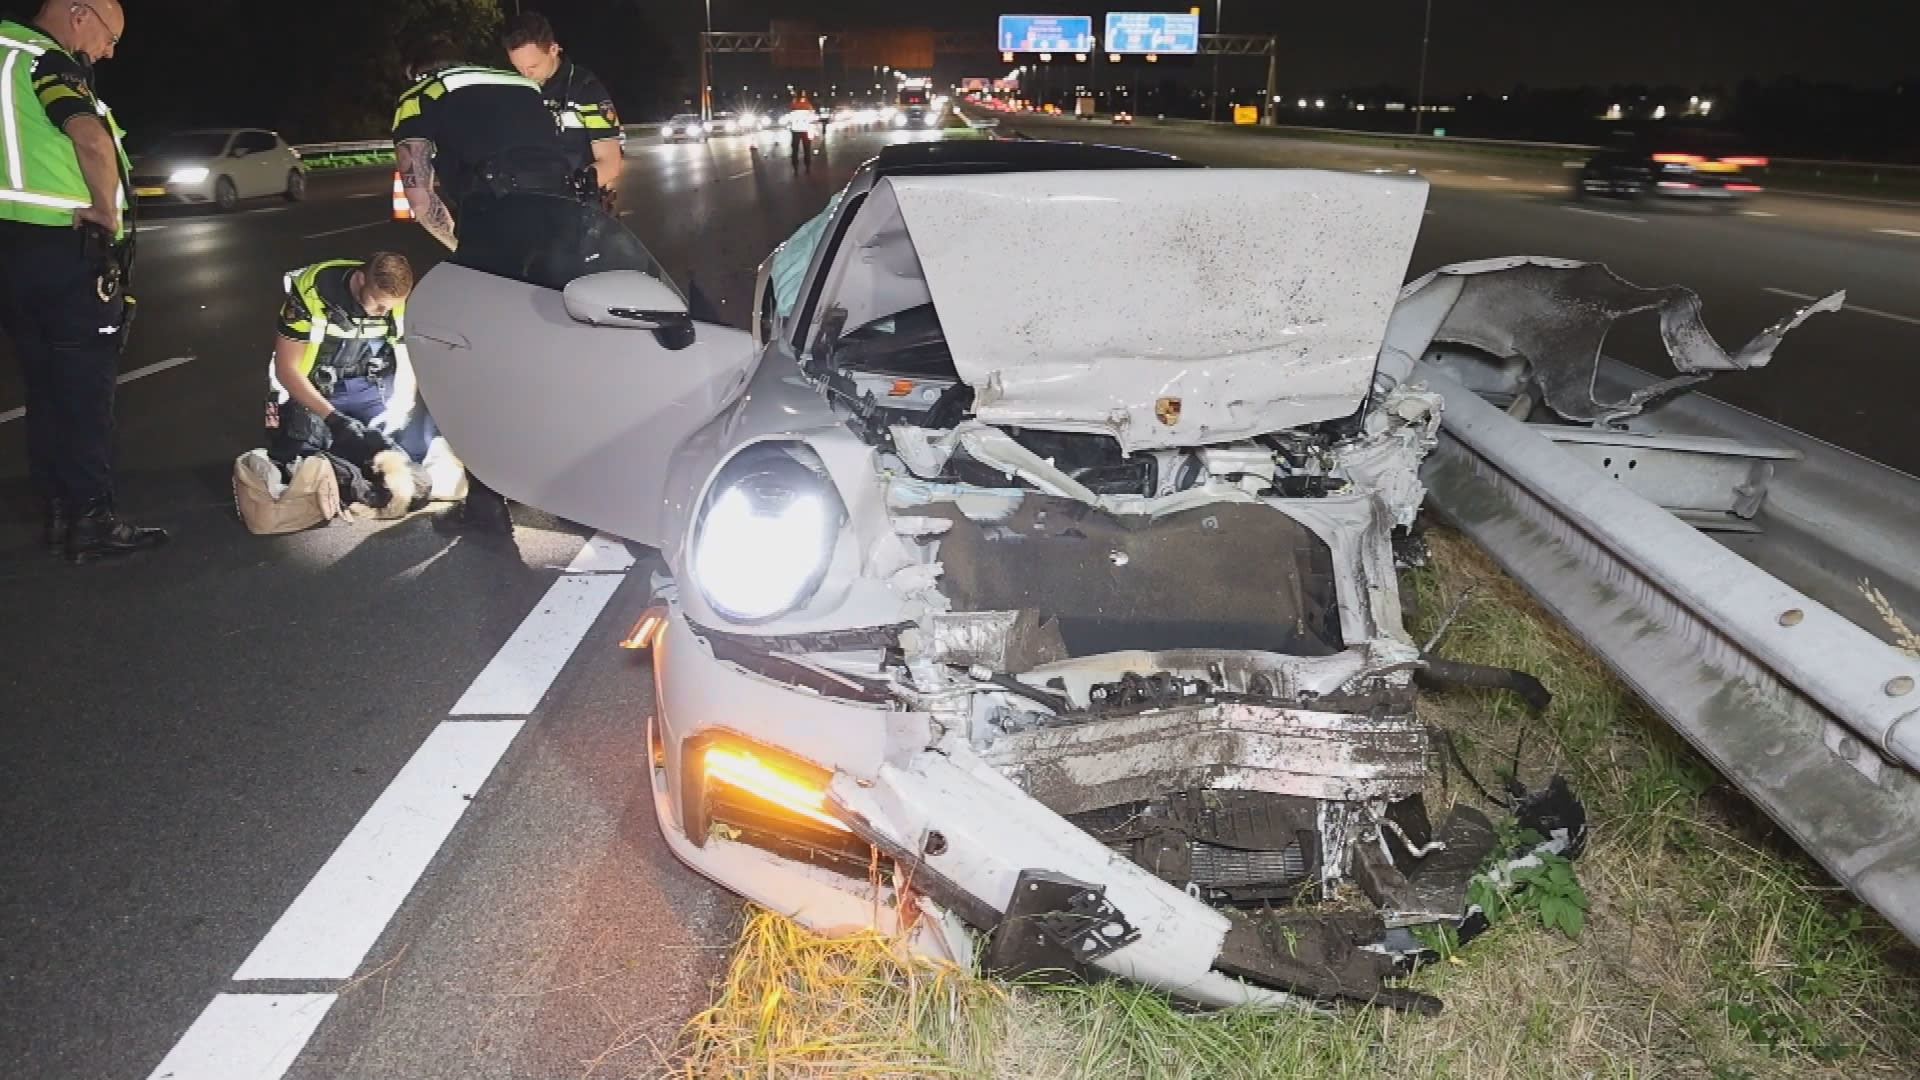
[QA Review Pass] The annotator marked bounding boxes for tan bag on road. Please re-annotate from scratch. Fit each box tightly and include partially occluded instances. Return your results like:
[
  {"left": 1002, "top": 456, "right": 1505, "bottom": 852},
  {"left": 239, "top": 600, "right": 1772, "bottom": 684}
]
[{"left": 233, "top": 451, "right": 342, "bottom": 535}]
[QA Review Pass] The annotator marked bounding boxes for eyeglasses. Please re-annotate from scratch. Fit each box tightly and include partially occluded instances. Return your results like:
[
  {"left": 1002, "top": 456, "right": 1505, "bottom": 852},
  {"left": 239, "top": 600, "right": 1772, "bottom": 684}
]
[{"left": 74, "top": 3, "right": 122, "bottom": 46}]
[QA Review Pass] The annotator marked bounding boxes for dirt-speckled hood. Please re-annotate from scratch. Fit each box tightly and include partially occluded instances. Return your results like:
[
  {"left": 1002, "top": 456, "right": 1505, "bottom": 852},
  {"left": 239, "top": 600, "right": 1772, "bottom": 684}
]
[{"left": 881, "top": 169, "right": 1430, "bottom": 452}]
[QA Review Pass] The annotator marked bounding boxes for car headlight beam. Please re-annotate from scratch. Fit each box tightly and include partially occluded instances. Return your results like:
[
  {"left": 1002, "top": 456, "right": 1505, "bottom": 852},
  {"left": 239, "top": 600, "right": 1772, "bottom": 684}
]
[
  {"left": 168, "top": 166, "right": 209, "bottom": 184},
  {"left": 691, "top": 444, "right": 843, "bottom": 623}
]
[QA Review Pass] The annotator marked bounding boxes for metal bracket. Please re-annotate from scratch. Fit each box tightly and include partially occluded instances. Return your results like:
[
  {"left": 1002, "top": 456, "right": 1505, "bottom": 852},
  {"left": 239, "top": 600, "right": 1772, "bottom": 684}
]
[{"left": 983, "top": 869, "right": 1140, "bottom": 979}]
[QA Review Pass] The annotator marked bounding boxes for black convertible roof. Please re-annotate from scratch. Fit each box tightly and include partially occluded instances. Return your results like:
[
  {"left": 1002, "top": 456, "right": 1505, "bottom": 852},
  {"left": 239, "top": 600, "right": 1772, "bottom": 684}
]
[{"left": 870, "top": 138, "right": 1193, "bottom": 177}]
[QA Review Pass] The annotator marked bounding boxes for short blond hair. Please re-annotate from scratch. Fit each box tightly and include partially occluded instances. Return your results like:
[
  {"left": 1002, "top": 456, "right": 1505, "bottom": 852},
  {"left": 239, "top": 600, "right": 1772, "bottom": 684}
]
[{"left": 365, "top": 252, "right": 414, "bottom": 300}]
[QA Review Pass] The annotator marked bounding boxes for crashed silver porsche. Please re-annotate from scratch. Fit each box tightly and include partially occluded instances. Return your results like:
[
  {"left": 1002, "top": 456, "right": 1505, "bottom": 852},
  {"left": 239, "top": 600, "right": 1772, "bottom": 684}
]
[{"left": 401, "top": 141, "right": 1845, "bottom": 1011}]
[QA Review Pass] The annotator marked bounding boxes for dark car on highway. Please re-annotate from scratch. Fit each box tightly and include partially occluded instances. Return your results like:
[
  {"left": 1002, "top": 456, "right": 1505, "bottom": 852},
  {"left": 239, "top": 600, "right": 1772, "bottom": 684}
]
[{"left": 1574, "top": 132, "right": 1767, "bottom": 207}]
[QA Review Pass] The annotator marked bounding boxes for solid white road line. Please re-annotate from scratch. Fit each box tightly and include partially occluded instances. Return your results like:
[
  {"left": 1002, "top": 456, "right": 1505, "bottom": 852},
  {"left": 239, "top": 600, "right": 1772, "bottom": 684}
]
[
  {"left": 1562, "top": 205, "right": 1647, "bottom": 224},
  {"left": 1764, "top": 287, "right": 1920, "bottom": 327},
  {"left": 1742, "top": 210, "right": 1778, "bottom": 217},
  {"left": 1874, "top": 228, "right": 1920, "bottom": 238},
  {"left": 232, "top": 720, "right": 526, "bottom": 981},
  {"left": 1484, "top": 175, "right": 1511, "bottom": 182},
  {"left": 302, "top": 220, "right": 388, "bottom": 239},
  {"left": 449, "top": 572, "right": 626, "bottom": 715},
  {"left": 0, "top": 356, "right": 194, "bottom": 425},
  {"left": 566, "top": 532, "right": 637, "bottom": 574},
  {"left": 155, "top": 531, "right": 631, "bottom": 1074},
  {"left": 145, "top": 994, "right": 337, "bottom": 1080}
]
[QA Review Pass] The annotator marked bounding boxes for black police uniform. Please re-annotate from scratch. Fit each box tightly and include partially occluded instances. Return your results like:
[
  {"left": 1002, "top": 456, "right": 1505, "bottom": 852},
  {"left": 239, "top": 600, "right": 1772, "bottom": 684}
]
[
  {"left": 266, "top": 263, "right": 436, "bottom": 466},
  {"left": 0, "top": 26, "right": 164, "bottom": 561},
  {"left": 392, "top": 63, "right": 576, "bottom": 214},
  {"left": 390, "top": 63, "right": 577, "bottom": 534},
  {"left": 541, "top": 57, "right": 620, "bottom": 202}
]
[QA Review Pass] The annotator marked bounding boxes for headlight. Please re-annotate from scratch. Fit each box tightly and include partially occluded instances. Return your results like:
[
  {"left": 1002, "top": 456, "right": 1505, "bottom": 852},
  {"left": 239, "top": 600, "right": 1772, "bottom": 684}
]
[
  {"left": 168, "top": 166, "right": 209, "bottom": 184},
  {"left": 892, "top": 114, "right": 907, "bottom": 127},
  {"left": 691, "top": 444, "right": 844, "bottom": 622},
  {"left": 702, "top": 121, "right": 714, "bottom": 133},
  {"left": 661, "top": 125, "right": 675, "bottom": 136}
]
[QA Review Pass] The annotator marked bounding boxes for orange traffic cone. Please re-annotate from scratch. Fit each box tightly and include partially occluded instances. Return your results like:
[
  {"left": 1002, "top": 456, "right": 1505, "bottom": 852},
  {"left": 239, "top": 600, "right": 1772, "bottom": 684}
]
[{"left": 391, "top": 172, "right": 411, "bottom": 221}]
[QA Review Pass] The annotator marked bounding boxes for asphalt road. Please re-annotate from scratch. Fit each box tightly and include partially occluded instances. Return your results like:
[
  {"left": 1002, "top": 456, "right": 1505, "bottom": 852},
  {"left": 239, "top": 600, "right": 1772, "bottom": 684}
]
[
  {"left": 0, "top": 125, "right": 942, "bottom": 1080},
  {"left": 2, "top": 117, "right": 1914, "bottom": 1080},
  {"left": 1002, "top": 113, "right": 1920, "bottom": 477}
]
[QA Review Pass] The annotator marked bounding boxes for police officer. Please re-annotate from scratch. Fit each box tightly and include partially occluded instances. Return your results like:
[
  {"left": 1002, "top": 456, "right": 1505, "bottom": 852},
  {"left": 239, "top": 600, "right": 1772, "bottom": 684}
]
[
  {"left": 265, "top": 253, "right": 436, "bottom": 469},
  {"left": 392, "top": 35, "right": 579, "bottom": 535},
  {"left": 391, "top": 36, "right": 576, "bottom": 252},
  {"left": 500, "top": 12, "right": 623, "bottom": 208},
  {"left": 0, "top": 0, "right": 164, "bottom": 563}
]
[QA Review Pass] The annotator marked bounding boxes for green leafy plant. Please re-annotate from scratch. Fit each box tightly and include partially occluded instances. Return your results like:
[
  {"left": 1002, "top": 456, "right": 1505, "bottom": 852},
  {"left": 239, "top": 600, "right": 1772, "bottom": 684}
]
[{"left": 1466, "top": 821, "right": 1589, "bottom": 940}]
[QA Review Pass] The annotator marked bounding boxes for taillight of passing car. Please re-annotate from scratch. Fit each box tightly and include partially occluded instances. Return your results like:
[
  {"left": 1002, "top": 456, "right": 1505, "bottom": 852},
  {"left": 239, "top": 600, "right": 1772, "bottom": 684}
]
[
  {"left": 1652, "top": 153, "right": 1704, "bottom": 164},
  {"left": 1657, "top": 180, "right": 1698, "bottom": 189},
  {"left": 1726, "top": 183, "right": 1762, "bottom": 192},
  {"left": 1719, "top": 156, "right": 1769, "bottom": 167}
]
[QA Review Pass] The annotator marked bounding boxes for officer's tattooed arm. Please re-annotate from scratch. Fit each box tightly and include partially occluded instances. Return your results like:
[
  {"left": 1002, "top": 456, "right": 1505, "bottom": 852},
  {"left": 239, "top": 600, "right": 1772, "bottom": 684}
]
[{"left": 395, "top": 139, "right": 456, "bottom": 251}]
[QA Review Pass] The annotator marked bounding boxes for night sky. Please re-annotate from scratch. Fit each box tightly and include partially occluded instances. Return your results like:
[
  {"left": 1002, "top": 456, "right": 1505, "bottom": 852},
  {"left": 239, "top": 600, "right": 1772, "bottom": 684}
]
[{"left": 656, "top": 0, "right": 1913, "bottom": 92}]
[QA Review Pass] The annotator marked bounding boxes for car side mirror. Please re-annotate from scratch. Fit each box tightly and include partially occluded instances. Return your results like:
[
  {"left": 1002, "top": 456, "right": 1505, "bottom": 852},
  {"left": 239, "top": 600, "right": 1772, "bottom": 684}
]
[{"left": 564, "top": 270, "right": 696, "bottom": 344}]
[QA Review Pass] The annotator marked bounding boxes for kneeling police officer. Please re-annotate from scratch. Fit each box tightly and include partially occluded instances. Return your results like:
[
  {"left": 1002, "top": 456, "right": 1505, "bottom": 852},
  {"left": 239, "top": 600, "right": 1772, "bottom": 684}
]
[{"left": 265, "top": 252, "right": 434, "bottom": 468}]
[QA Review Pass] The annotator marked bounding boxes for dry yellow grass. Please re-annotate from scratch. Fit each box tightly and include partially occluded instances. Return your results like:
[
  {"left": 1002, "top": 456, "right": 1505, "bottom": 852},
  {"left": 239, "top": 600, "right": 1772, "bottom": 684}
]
[{"left": 665, "top": 525, "right": 1920, "bottom": 1080}]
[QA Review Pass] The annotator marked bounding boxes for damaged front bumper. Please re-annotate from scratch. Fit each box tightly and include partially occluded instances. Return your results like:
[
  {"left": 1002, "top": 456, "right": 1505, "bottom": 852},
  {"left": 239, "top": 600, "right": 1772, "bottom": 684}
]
[{"left": 645, "top": 599, "right": 1567, "bottom": 1012}]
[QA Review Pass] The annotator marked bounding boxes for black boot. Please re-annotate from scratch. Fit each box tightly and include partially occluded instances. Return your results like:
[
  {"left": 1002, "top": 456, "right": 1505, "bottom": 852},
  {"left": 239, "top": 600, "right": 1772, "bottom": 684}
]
[
  {"left": 65, "top": 501, "right": 168, "bottom": 564},
  {"left": 434, "top": 473, "right": 513, "bottom": 537},
  {"left": 43, "top": 499, "right": 68, "bottom": 555}
]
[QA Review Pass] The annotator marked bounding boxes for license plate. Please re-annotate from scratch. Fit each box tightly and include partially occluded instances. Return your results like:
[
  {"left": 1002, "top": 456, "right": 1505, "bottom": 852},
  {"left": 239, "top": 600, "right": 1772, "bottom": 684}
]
[{"left": 134, "top": 186, "right": 165, "bottom": 197}]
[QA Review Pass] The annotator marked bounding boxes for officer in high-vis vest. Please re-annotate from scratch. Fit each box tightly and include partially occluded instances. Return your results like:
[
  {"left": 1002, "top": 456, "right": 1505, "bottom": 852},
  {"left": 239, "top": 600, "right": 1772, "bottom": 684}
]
[
  {"left": 265, "top": 253, "right": 437, "bottom": 468},
  {"left": 500, "top": 12, "right": 624, "bottom": 209},
  {"left": 391, "top": 35, "right": 577, "bottom": 536},
  {"left": 391, "top": 36, "right": 576, "bottom": 253},
  {"left": 0, "top": 0, "right": 164, "bottom": 563}
]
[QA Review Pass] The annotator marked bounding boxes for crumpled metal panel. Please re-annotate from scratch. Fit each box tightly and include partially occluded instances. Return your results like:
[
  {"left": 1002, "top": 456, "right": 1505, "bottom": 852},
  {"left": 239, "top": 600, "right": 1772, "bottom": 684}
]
[
  {"left": 884, "top": 170, "right": 1429, "bottom": 451},
  {"left": 911, "top": 609, "right": 1071, "bottom": 671},
  {"left": 977, "top": 701, "right": 1428, "bottom": 815},
  {"left": 1389, "top": 259, "right": 1843, "bottom": 425}
]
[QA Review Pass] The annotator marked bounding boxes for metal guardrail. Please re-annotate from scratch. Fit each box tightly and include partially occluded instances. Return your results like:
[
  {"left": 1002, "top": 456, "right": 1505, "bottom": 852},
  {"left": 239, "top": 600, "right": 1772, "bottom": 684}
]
[
  {"left": 290, "top": 139, "right": 394, "bottom": 157},
  {"left": 1412, "top": 359, "right": 1920, "bottom": 945}
]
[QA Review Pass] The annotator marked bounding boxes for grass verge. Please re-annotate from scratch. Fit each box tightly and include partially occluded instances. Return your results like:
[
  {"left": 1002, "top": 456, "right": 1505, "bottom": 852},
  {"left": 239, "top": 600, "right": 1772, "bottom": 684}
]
[{"left": 666, "top": 524, "right": 1920, "bottom": 1080}]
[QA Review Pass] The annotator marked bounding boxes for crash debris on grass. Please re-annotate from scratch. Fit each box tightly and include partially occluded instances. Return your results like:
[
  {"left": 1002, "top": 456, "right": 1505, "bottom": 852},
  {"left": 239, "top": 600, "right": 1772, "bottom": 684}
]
[{"left": 667, "top": 527, "right": 1920, "bottom": 1080}]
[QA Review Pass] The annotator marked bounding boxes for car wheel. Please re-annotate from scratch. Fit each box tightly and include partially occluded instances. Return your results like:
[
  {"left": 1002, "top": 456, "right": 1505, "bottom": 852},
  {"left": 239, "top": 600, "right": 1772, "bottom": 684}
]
[
  {"left": 214, "top": 176, "right": 238, "bottom": 211},
  {"left": 284, "top": 169, "right": 306, "bottom": 202}
]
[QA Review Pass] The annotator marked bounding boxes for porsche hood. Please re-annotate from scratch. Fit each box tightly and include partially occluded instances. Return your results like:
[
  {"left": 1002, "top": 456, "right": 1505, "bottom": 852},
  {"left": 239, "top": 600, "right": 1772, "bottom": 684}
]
[{"left": 881, "top": 168, "right": 1430, "bottom": 452}]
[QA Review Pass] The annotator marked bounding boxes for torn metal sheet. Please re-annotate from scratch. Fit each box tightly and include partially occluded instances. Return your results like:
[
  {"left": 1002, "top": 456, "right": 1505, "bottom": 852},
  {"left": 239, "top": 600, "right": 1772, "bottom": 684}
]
[
  {"left": 907, "top": 609, "right": 1071, "bottom": 672},
  {"left": 978, "top": 701, "right": 1428, "bottom": 814},
  {"left": 1386, "top": 259, "right": 1843, "bottom": 425}
]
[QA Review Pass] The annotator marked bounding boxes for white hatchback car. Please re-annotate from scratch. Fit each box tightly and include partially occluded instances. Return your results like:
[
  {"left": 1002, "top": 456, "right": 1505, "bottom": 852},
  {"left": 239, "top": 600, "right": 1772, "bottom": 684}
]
[
  {"left": 129, "top": 128, "right": 307, "bottom": 211},
  {"left": 407, "top": 141, "right": 1592, "bottom": 1013}
]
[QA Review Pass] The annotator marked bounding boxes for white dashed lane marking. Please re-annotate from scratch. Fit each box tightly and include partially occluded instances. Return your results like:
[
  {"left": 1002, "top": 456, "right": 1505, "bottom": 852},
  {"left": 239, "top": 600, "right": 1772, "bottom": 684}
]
[
  {"left": 1562, "top": 206, "right": 1647, "bottom": 224},
  {"left": 1765, "top": 287, "right": 1920, "bottom": 327},
  {"left": 1, "top": 357, "right": 194, "bottom": 425},
  {"left": 147, "top": 532, "right": 636, "bottom": 1078},
  {"left": 146, "top": 994, "right": 336, "bottom": 1080}
]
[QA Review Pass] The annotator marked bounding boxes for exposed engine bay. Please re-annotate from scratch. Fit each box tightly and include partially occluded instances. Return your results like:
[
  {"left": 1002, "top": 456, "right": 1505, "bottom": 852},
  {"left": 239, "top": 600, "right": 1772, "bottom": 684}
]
[{"left": 710, "top": 288, "right": 1586, "bottom": 1010}]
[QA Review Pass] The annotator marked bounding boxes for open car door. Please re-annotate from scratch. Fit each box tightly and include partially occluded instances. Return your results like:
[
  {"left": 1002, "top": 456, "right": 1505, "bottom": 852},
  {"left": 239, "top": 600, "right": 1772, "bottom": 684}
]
[{"left": 405, "top": 195, "right": 758, "bottom": 547}]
